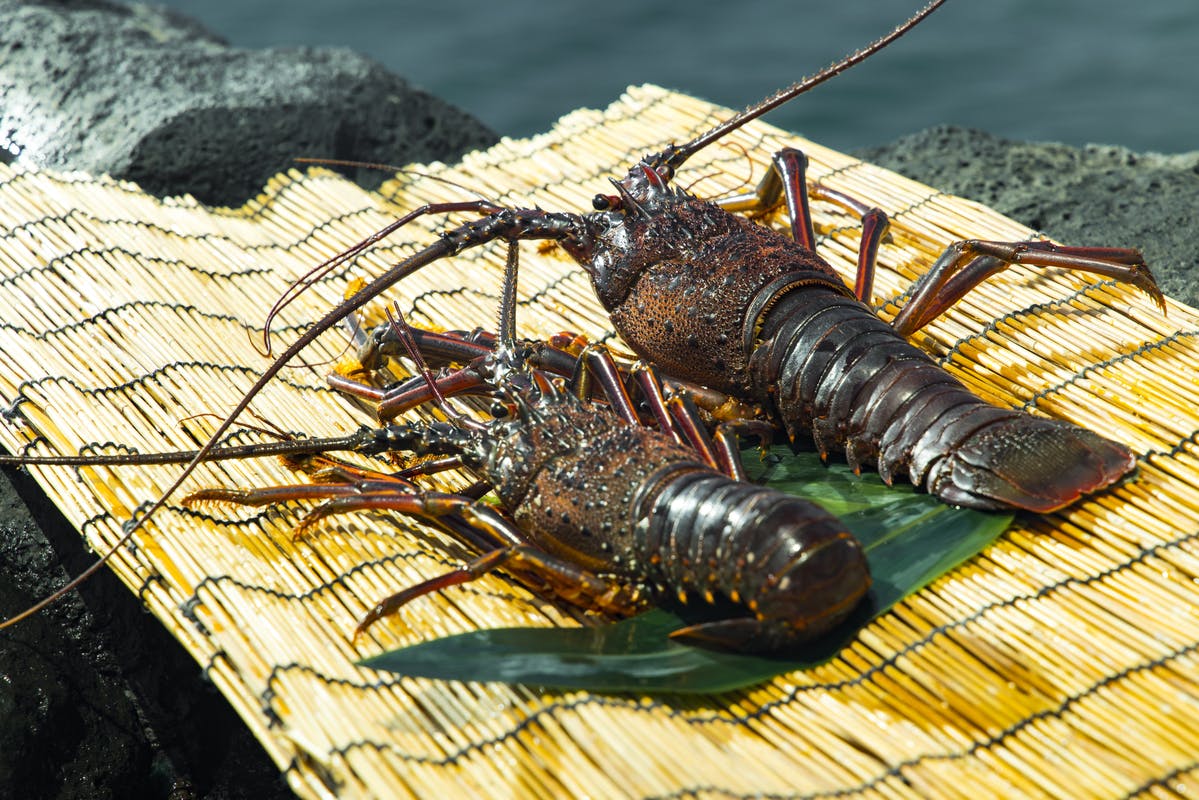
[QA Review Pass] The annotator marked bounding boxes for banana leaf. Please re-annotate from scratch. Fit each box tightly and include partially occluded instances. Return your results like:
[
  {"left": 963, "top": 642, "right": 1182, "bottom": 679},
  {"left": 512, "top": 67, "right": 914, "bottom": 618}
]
[{"left": 359, "top": 446, "right": 1012, "bottom": 693}]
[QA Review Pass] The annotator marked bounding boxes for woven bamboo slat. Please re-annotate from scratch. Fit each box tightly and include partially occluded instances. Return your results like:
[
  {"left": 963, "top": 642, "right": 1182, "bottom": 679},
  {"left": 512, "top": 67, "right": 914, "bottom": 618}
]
[{"left": 1, "top": 84, "right": 1197, "bottom": 799}]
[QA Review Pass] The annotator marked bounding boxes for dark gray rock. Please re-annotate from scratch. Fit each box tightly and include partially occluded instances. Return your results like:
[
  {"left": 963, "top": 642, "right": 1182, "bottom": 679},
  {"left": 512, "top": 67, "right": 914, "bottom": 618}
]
[
  {"left": 0, "top": 465, "right": 294, "bottom": 799},
  {"left": 856, "top": 126, "right": 1199, "bottom": 308},
  {"left": 0, "top": 0, "right": 498, "bottom": 206},
  {"left": 0, "top": 469, "right": 150, "bottom": 799}
]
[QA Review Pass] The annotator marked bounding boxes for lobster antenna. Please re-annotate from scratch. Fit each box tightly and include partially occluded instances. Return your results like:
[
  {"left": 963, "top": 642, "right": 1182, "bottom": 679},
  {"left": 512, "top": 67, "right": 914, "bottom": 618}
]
[
  {"left": 497, "top": 243, "right": 520, "bottom": 348},
  {"left": 259, "top": 214, "right": 420, "bottom": 356},
  {"left": 294, "top": 158, "right": 493, "bottom": 203},
  {"left": 259, "top": 198, "right": 504, "bottom": 356},
  {"left": 669, "top": 0, "right": 948, "bottom": 166},
  {"left": 0, "top": 432, "right": 378, "bottom": 467}
]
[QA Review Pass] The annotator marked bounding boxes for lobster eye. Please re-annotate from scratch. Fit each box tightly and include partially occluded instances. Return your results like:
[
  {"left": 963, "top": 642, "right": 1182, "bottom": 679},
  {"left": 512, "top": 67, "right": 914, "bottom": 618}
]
[
  {"left": 490, "top": 400, "right": 510, "bottom": 419},
  {"left": 592, "top": 194, "right": 617, "bottom": 211},
  {"left": 656, "top": 165, "right": 674, "bottom": 181}
]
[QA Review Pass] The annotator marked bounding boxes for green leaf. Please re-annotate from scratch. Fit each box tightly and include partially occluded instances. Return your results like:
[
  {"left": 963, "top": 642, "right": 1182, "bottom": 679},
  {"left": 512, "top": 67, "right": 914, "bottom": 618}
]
[
  {"left": 745, "top": 447, "right": 1013, "bottom": 609},
  {"left": 359, "top": 446, "right": 1011, "bottom": 693}
]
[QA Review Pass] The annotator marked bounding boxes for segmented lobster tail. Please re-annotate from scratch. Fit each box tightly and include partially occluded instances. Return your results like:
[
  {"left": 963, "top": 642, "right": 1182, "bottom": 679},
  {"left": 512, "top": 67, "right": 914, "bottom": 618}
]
[
  {"left": 750, "top": 288, "right": 1135, "bottom": 512},
  {"left": 640, "top": 470, "right": 870, "bottom": 651}
]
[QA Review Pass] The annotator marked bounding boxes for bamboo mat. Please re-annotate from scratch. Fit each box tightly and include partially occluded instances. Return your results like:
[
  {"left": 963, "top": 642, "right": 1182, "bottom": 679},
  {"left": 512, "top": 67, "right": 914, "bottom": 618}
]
[{"left": 1, "top": 84, "right": 1198, "bottom": 799}]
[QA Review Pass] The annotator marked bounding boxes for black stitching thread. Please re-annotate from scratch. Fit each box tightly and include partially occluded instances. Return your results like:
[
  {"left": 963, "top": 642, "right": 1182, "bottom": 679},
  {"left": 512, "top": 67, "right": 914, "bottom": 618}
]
[
  {"left": 0, "top": 243, "right": 266, "bottom": 288},
  {"left": 201, "top": 648, "right": 229, "bottom": 682},
  {"left": 0, "top": 167, "right": 342, "bottom": 220},
  {"left": 260, "top": 664, "right": 659, "bottom": 766},
  {"left": 1021, "top": 329, "right": 1199, "bottom": 412},
  {"left": 0, "top": 299, "right": 309, "bottom": 340},
  {"left": 78, "top": 510, "right": 114, "bottom": 532},
  {"left": 1118, "top": 760, "right": 1199, "bottom": 800},
  {"left": 649, "top": 639, "right": 1199, "bottom": 800},
  {"left": 0, "top": 202, "right": 386, "bottom": 261},
  {"left": 1145, "top": 425, "right": 1199, "bottom": 460},
  {"left": 180, "top": 547, "right": 460, "bottom": 612},
  {"left": 10, "top": 360, "right": 330, "bottom": 400},
  {"left": 1, "top": 393, "right": 29, "bottom": 421},
  {"left": 314, "top": 638, "right": 1197, "bottom": 782},
  {"left": 15, "top": 435, "right": 49, "bottom": 457},
  {"left": 136, "top": 573, "right": 165, "bottom": 604},
  {"left": 937, "top": 281, "right": 1120, "bottom": 365}
]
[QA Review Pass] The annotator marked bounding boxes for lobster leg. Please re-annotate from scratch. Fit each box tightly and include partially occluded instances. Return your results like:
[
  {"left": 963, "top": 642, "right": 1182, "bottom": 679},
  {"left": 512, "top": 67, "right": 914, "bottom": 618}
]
[
  {"left": 891, "top": 239, "right": 1165, "bottom": 337},
  {"left": 355, "top": 542, "right": 647, "bottom": 639},
  {"left": 569, "top": 344, "right": 640, "bottom": 424},
  {"left": 629, "top": 358, "right": 774, "bottom": 479},
  {"left": 409, "top": 327, "right": 497, "bottom": 366},
  {"left": 664, "top": 392, "right": 775, "bottom": 482},
  {"left": 548, "top": 335, "right": 762, "bottom": 422},
  {"left": 852, "top": 207, "right": 890, "bottom": 306},
  {"left": 629, "top": 361, "right": 687, "bottom": 446},
  {"left": 387, "top": 328, "right": 586, "bottom": 388},
  {"left": 716, "top": 147, "right": 890, "bottom": 304},
  {"left": 185, "top": 476, "right": 493, "bottom": 539},
  {"left": 665, "top": 394, "right": 723, "bottom": 471},
  {"left": 717, "top": 147, "right": 817, "bottom": 248},
  {"left": 405, "top": 325, "right": 761, "bottom": 423},
  {"left": 573, "top": 344, "right": 749, "bottom": 476},
  {"left": 570, "top": 344, "right": 775, "bottom": 478},
  {"left": 327, "top": 360, "right": 491, "bottom": 422}
]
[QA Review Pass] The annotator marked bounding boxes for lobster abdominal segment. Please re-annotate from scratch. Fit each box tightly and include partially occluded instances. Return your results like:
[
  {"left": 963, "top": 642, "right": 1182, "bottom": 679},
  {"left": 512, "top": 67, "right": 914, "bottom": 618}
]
[
  {"left": 750, "top": 287, "right": 978, "bottom": 477},
  {"left": 744, "top": 282, "right": 1136, "bottom": 512}
]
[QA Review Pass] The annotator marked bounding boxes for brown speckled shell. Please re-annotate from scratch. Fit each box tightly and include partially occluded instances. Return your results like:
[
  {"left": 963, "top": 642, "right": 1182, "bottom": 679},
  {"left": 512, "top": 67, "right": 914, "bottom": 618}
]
[
  {"left": 597, "top": 200, "right": 847, "bottom": 393},
  {"left": 493, "top": 402, "right": 706, "bottom": 574}
]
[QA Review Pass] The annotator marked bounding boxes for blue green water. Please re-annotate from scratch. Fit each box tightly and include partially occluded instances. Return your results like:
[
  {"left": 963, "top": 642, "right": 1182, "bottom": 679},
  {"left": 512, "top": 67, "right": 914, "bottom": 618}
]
[{"left": 165, "top": 0, "right": 1196, "bottom": 153}]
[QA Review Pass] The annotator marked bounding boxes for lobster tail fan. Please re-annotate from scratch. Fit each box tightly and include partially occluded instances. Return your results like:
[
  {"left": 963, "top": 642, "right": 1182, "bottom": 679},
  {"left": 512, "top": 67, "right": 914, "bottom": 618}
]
[{"left": 923, "top": 413, "right": 1136, "bottom": 513}]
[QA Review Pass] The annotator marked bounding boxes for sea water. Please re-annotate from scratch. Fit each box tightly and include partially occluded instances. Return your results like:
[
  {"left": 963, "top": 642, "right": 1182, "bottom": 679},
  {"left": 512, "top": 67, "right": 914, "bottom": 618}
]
[{"left": 165, "top": 0, "right": 1196, "bottom": 153}]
